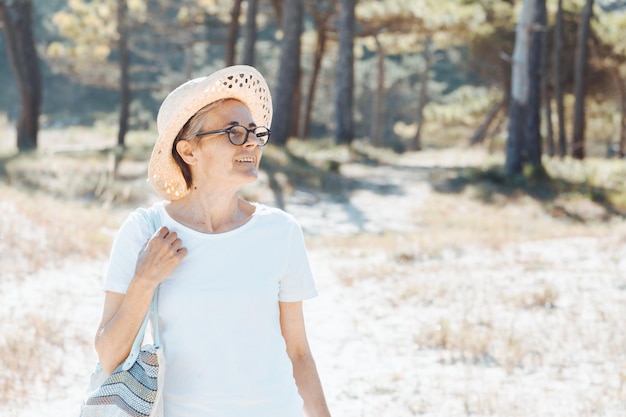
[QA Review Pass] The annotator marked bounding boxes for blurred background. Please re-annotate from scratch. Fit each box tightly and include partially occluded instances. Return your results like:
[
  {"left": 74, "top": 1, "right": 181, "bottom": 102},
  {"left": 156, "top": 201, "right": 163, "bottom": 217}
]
[
  {"left": 1, "top": 0, "right": 625, "bottom": 159},
  {"left": 1, "top": 1, "right": 626, "bottom": 416}
]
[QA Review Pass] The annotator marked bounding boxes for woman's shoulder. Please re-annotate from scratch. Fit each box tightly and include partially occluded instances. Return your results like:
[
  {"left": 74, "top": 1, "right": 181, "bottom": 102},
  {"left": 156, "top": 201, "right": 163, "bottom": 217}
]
[
  {"left": 252, "top": 203, "right": 300, "bottom": 226},
  {"left": 132, "top": 201, "right": 165, "bottom": 220},
  {"left": 119, "top": 201, "right": 166, "bottom": 235}
]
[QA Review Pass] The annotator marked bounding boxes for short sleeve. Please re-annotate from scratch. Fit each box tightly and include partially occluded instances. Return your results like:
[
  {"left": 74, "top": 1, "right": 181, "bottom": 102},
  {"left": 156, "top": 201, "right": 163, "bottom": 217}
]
[
  {"left": 278, "top": 219, "right": 318, "bottom": 302},
  {"left": 103, "top": 207, "right": 158, "bottom": 294}
]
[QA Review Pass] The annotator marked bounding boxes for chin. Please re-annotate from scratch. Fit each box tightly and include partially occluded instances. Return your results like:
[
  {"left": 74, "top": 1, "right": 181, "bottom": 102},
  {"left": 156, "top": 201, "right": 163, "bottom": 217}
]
[{"left": 239, "top": 170, "right": 259, "bottom": 183}]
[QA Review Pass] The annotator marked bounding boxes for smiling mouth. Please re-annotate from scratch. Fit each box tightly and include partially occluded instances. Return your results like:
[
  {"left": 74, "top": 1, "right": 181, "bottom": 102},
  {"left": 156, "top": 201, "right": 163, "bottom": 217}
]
[{"left": 236, "top": 156, "right": 255, "bottom": 163}]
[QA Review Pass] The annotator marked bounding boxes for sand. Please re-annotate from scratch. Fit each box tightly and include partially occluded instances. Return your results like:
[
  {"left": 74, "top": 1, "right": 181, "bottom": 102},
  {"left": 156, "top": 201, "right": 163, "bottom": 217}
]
[{"left": 1, "top": 151, "right": 625, "bottom": 417}]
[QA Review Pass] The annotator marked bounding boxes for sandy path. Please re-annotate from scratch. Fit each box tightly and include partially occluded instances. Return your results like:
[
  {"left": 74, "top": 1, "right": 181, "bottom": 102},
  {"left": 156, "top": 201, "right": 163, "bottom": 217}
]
[
  {"left": 1, "top": 158, "right": 625, "bottom": 416},
  {"left": 304, "top": 237, "right": 626, "bottom": 416}
]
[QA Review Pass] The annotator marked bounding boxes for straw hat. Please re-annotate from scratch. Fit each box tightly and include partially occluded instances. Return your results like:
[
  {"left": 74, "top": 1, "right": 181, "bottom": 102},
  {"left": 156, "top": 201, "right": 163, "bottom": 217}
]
[{"left": 147, "top": 65, "right": 273, "bottom": 201}]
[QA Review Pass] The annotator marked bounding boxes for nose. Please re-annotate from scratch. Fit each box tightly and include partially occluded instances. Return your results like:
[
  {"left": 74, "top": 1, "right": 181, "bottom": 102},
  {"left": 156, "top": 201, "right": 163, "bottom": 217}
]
[{"left": 244, "top": 130, "right": 260, "bottom": 147}]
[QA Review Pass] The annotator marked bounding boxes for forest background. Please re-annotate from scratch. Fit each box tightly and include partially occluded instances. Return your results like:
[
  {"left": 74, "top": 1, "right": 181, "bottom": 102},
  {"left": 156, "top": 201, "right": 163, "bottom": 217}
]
[
  {"left": 1, "top": 0, "right": 626, "bottom": 163},
  {"left": 1, "top": 0, "right": 626, "bottom": 416}
]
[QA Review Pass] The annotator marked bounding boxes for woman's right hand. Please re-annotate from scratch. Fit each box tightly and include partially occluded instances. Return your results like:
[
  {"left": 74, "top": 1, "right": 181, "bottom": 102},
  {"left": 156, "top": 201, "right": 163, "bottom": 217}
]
[{"left": 134, "top": 226, "right": 187, "bottom": 288}]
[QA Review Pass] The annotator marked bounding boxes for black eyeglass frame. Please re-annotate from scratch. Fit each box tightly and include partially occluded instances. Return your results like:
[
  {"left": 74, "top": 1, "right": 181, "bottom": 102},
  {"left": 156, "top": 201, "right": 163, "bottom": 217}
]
[{"left": 195, "top": 125, "right": 271, "bottom": 147}]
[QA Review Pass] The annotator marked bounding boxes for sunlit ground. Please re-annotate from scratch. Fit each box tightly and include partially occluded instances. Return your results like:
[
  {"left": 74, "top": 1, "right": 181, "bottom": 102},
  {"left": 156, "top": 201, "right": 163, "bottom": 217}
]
[{"left": 1, "top": 126, "right": 625, "bottom": 416}]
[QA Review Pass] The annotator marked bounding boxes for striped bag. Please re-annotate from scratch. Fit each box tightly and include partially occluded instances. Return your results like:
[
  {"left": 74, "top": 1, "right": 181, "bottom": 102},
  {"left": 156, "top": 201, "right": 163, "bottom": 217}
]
[{"left": 80, "top": 290, "right": 164, "bottom": 417}]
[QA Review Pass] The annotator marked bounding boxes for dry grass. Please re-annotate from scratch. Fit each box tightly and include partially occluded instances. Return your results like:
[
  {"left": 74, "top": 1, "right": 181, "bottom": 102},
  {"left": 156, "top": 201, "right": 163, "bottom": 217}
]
[
  {"left": 308, "top": 189, "right": 624, "bottom": 265},
  {"left": 314, "top": 233, "right": 626, "bottom": 415},
  {"left": 0, "top": 180, "right": 122, "bottom": 406},
  {"left": 0, "top": 184, "right": 123, "bottom": 407},
  {"left": 299, "top": 149, "right": 626, "bottom": 415},
  {"left": 0, "top": 182, "right": 123, "bottom": 276},
  {"left": 2, "top": 132, "right": 626, "bottom": 415},
  {"left": 0, "top": 312, "right": 69, "bottom": 401}
]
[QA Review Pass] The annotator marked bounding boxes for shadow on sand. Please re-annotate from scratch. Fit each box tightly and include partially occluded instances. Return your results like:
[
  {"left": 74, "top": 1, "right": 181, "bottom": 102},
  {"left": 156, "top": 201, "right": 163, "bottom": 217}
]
[
  {"left": 262, "top": 147, "right": 406, "bottom": 234},
  {"left": 428, "top": 164, "right": 626, "bottom": 222}
]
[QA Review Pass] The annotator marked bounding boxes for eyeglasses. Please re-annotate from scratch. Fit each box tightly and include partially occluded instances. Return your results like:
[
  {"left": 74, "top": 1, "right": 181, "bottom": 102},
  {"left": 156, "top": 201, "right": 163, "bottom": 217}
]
[{"left": 195, "top": 125, "right": 271, "bottom": 146}]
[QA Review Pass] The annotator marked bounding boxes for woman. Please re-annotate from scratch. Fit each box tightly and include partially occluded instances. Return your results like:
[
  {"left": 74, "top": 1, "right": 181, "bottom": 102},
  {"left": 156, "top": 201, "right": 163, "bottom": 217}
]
[{"left": 94, "top": 65, "right": 331, "bottom": 417}]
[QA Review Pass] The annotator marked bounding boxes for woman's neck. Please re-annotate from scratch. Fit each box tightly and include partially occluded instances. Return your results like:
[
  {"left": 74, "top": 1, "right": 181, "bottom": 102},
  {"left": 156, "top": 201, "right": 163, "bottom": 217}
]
[{"left": 165, "top": 186, "right": 254, "bottom": 233}]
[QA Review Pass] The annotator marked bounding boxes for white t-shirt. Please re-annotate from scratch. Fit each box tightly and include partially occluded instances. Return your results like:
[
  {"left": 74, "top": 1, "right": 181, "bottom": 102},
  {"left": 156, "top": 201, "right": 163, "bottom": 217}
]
[{"left": 104, "top": 201, "right": 318, "bottom": 417}]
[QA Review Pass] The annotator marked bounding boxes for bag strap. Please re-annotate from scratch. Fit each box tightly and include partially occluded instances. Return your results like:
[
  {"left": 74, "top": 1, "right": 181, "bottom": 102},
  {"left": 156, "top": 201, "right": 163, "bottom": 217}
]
[{"left": 121, "top": 206, "right": 161, "bottom": 371}]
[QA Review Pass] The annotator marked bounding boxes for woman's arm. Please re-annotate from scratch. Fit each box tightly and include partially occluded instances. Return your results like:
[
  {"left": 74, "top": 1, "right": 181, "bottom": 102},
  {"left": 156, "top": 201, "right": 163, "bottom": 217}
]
[
  {"left": 95, "top": 227, "right": 186, "bottom": 373},
  {"left": 280, "top": 301, "right": 331, "bottom": 417}
]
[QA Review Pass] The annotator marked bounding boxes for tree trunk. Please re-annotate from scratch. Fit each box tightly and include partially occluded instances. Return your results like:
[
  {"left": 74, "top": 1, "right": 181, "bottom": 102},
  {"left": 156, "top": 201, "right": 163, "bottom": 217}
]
[
  {"left": 411, "top": 34, "right": 433, "bottom": 152},
  {"left": 242, "top": 0, "right": 258, "bottom": 66},
  {"left": 608, "top": 68, "right": 626, "bottom": 158},
  {"left": 290, "top": 67, "right": 302, "bottom": 138},
  {"left": 469, "top": 100, "right": 506, "bottom": 145},
  {"left": 225, "top": 0, "right": 243, "bottom": 67},
  {"left": 370, "top": 34, "right": 385, "bottom": 147},
  {"left": 524, "top": 0, "right": 545, "bottom": 167},
  {"left": 553, "top": 0, "right": 567, "bottom": 158},
  {"left": 572, "top": 0, "right": 595, "bottom": 160},
  {"left": 0, "top": 0, "right": 41, "bottom": 152},
  {"left": 300, "top": 13, "right": 328, "bottom": 139},
  {"left": 619, "top": 79, "right": 626, "bottom": 158},
  {"left": 487, "top": 107, "right": 508, "bottom": 152},
  {"left": 268, "top": 0, "right": 283, "bottom": 27},
  {"left": 334, "top": 0, "right": 356, "bottom": 145},
  {"left": 506, "top": 0, "right": 535, "bottom": 176},
  {"left": 183, "top": 47, "right": 193, "bottom": 79},
  {"left": 618, "top": 79, "right": 626, "bottom": 158},
  {"left": 270, "top": 0, "right": 303, "bottom": 146},
  {"left": 117, "top": 0, "right": 130, "bottom": 147},
  {"left": 507, "top": 103, "right": 526, "bottom": 176},
  {"left": 540, "top": 0, "right": 554, "bottom": 158}
]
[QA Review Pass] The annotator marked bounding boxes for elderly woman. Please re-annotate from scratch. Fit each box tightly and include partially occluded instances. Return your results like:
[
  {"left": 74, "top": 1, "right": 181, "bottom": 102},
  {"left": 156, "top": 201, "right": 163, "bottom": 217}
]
[{"left": 93, "top": 66, "right": 331, "bottom": 417}]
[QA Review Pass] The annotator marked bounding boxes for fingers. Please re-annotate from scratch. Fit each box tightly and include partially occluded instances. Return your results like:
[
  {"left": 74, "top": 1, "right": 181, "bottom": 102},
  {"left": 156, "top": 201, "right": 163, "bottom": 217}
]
[
  {"left": 157, "top": 226, "right": 176, "bottom": 242},
  {"left": 147, "top": 227, "right": 186, "bottom": 259},
  {"left": 170, "top": 237, "right": 184, "bottom": 254},
  {"left": 155, "top": 226, "right": 170, "bottom": 238},
  {"left": 136, "top": 227, "right": 187, "bottom": 285},
  {"left": 158, "top": 228, "right": 184, "bottom": 251}
]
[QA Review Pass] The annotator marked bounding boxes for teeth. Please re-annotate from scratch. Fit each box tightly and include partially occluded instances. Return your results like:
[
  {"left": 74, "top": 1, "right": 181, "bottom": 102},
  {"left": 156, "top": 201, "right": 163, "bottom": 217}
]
[{"left": 237, "top": 157, "right": 254, "bottom": 162}]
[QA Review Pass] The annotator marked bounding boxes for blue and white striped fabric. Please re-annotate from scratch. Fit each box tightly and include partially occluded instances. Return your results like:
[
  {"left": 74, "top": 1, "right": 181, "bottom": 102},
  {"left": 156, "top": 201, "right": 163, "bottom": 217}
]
[{"left": 81, "top": 345, "right": 163, "bottom": 417}]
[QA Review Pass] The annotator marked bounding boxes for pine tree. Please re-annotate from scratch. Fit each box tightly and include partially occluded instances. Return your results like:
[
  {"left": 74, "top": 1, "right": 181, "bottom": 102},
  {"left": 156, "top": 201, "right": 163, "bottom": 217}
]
[{"left": 0, "top": 0, "right": 41, "bottom": 151}]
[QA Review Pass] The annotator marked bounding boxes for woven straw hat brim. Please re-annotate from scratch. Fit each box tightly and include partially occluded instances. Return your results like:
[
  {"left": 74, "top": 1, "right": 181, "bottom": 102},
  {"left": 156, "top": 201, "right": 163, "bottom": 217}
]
[{"left": 147, "top": 65, "right": 273, "bottom": 201}]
